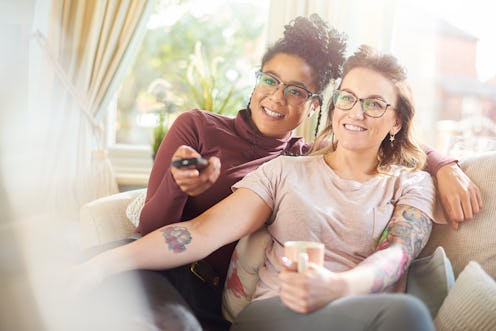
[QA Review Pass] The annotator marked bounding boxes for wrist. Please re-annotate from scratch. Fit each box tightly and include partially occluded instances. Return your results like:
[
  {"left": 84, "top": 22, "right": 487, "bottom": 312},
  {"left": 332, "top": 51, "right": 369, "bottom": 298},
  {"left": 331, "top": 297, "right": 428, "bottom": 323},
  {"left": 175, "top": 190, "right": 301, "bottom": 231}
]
[{"left": 436, "top": 160, "right": 460, "bottom": 179}]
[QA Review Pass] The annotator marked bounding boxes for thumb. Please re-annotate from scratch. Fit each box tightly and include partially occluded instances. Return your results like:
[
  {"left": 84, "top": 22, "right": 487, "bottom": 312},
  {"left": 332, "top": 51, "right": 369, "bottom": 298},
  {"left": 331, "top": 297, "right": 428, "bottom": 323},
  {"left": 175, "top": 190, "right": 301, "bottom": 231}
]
[
  {"left": 281, "top": 256, "right": 298, "bottom": 272},
  {"left": 174, "top": 145, "right": 200, "bottom": 160}
]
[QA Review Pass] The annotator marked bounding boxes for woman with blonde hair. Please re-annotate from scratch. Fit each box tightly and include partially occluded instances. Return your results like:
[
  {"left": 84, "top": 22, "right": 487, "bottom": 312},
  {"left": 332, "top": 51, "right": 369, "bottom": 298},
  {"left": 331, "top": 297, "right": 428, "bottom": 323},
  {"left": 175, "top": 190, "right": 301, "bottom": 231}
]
[{"left": 75, "top": 45, "right": 439, "bottom": 330}]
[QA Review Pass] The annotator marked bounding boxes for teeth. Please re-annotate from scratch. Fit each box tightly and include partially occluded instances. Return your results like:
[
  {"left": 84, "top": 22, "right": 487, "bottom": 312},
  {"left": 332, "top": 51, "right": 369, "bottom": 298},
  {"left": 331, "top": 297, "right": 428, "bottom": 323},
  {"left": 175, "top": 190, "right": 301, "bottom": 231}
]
[
  {"left": 263, "top": 107, "right": 284, "bottom": 118},
  {"left": 344, "top": 124, "right": 365, "bottom": 131}
]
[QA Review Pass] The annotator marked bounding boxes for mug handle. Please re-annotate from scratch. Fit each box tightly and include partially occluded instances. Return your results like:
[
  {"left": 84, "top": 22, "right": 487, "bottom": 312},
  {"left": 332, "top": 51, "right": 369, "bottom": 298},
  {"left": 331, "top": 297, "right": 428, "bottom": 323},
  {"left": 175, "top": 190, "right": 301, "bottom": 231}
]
[{"left": 298, "top": 252, "right": 309, "bottom": 273}]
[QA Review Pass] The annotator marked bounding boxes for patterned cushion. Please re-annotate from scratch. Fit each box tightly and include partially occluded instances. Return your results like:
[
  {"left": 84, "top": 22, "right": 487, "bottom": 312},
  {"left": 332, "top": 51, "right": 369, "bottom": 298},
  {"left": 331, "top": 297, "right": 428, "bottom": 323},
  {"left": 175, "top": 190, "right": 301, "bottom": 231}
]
[
  {"left": 125, "top": 189, "right": 147, "bottom": 227},
  {"left": 221, "top": 226, "right": 271, "bottom": 322}
]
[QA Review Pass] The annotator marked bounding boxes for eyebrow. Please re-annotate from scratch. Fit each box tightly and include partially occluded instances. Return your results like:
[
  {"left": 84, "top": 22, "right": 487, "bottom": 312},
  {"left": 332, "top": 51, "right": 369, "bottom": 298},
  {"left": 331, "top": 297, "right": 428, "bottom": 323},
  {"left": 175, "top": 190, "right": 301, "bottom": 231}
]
[
  {"left": 340, "top": 88, "right": 388, "bottom": 102},
  {"left": 263, "top": 70, "right": 311, "bottom": 90}
]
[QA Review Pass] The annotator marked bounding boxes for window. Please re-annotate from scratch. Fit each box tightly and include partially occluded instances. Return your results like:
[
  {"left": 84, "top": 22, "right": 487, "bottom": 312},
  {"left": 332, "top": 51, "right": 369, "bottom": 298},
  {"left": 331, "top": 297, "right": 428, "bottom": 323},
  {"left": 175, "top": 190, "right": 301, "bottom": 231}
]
[
  {"left": 391, "top": 0, "right": 496, "bottom": 157},
  {"left": 107, "top": 0, "right": 269, "bottom": 186},
  {"left": 107, "top": 0, "right": 496, "bottom": 187}
]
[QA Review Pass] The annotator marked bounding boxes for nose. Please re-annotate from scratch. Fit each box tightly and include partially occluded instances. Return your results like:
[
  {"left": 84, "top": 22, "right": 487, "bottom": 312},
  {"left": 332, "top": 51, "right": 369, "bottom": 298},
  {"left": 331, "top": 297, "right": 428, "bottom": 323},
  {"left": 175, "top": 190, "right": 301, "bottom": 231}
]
[
  {"left": 268, "top": 84, "right": 287, "bottom": 104},
  {"left": 348, "top": 100, "right": 365, "bottom": 120}
]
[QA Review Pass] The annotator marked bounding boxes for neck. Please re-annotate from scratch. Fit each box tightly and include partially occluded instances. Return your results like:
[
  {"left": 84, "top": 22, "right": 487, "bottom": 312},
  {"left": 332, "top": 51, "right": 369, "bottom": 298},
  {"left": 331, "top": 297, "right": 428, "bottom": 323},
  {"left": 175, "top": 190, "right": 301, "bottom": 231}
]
[{"left": 324, "top": 148, "right": 379, "bottom": 182}]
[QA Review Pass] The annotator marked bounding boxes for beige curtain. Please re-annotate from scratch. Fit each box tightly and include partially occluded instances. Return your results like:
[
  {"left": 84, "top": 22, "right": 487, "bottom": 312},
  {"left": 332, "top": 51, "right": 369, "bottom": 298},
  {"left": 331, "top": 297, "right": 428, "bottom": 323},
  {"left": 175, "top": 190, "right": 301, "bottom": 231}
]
[
  {"left": 268, "top": 0, "right": 397, "bottom": 141},
  {"left": 48, "top": 0, "right": 154, "bottom": 121},
  {"left": 29, "top": 0, "right": 153, "bottom": 214}
]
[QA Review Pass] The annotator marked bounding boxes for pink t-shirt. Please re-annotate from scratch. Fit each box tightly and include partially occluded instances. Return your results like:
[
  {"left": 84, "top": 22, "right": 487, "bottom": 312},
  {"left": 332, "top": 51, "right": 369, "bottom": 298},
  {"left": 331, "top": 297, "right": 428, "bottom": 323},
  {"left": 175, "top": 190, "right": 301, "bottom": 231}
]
[{"left": 233, "top": 155, "right": 436, "bottom": 300}]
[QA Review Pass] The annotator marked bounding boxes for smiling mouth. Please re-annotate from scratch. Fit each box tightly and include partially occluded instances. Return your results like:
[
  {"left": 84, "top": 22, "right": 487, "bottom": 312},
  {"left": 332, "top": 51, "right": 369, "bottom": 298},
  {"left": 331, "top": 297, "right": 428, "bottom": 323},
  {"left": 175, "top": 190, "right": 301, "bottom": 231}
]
[
  {"left": 344, "top": 124, "right": 366, "bottom": 132},
  {"left": 263, "top": 106, "right": 285, "bottom": 119}
]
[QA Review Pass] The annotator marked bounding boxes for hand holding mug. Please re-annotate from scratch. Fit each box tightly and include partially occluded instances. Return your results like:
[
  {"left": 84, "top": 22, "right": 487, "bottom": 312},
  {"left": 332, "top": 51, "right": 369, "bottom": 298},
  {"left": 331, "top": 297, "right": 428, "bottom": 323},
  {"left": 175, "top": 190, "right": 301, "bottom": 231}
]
[{"left": 282, "top": 241, "right": 324, "bottom": 272}]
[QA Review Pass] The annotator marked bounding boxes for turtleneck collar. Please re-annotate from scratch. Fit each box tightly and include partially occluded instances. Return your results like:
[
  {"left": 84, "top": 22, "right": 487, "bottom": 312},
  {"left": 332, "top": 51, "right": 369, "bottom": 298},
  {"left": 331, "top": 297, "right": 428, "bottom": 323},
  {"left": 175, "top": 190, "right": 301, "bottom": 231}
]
[{"left": 233, "top": 108, "right": 297, "bottom": 154}]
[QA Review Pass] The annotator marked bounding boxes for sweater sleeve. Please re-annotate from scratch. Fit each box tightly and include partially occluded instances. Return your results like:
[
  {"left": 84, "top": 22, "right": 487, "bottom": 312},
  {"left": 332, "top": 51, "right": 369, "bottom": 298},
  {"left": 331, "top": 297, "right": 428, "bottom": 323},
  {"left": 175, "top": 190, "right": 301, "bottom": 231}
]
[
  {"left": 136, "top": 111, "right": 202, "bottom": 235},
  {"left": 423, "top": 145, "right": 458, "bottom": 176}
]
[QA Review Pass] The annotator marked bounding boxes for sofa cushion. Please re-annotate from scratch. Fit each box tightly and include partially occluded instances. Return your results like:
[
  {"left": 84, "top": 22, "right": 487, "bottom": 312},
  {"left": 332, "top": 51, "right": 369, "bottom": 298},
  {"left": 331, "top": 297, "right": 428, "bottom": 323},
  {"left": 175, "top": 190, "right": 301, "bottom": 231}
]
[
  {"left": 221, "top": 226, "right": 271, "bottom": 322},
  {"left": 434, "top": 261, "right": 496, "bottom": 331},
  {"left": 125, "top": 189, "right": 147, "bottom": 227},
  {"left": 420, "top": 151, "right": 496, "bottom": 279},
  {"left": 406, "top": 246, "right": 454, "bottom": 318},
  {"left": 80, "top": 189, "right": 144, "bottom": 249}
]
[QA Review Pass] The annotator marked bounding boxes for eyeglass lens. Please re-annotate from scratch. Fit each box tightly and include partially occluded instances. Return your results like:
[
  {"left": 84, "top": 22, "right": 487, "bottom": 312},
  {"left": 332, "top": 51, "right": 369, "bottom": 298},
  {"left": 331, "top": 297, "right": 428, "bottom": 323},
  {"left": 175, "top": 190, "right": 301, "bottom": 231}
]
[
  {"left": 256, "top": 72, "right": 311, "bottom": 106},
  {"left": 333, "top": 90, "right": 389, "bottom": 118}
]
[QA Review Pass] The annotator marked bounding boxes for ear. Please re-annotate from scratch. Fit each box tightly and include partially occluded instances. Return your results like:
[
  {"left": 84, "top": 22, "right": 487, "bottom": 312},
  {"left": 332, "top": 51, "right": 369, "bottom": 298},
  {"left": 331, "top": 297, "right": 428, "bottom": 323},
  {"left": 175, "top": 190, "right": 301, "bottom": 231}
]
[
  {"left": 308, "top": 100, "right": 320, "bottom": 118},
  {"left": 308, "top": 108, "right": 315, "bottom": 118},
  {"left": 390, "top": 119, "right": 402, "bottom": 135}
]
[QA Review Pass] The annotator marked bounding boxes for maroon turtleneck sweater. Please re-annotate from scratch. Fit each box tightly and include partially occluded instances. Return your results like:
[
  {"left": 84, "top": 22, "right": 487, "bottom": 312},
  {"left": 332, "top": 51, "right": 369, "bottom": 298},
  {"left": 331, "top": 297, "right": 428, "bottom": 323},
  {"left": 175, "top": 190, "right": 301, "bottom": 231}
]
[{"left": 137, "top": 109, "right": 310, "bottom": 282}]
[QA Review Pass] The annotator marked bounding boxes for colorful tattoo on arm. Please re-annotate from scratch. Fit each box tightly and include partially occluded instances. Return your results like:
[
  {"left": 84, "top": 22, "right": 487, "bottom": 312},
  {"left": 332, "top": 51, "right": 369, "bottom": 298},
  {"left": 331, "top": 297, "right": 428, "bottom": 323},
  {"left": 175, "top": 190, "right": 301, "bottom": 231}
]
[
  {"left": 385, "top": 205, "right": 432, "bottom": 260},
  {"left": 161, "top": 226, "right": 192, "bottom": 253},
  {"left": 367, "top": 205, "right": 432, "bottom": 292}
]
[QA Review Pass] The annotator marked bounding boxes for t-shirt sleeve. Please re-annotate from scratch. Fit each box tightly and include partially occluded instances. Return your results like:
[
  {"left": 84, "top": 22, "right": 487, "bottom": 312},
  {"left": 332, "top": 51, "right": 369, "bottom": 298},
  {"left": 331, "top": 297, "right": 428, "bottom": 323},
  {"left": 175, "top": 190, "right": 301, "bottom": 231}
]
[{"left": 397, "top": 170, "right": 439, "bottom": 223}]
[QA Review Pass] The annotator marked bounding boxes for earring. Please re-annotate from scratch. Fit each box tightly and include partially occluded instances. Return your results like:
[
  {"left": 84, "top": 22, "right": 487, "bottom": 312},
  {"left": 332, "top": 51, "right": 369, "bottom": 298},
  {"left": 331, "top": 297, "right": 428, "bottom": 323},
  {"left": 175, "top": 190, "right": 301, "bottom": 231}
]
[{"left": 389, "top": 133, "right": 395, "bottom": 147}]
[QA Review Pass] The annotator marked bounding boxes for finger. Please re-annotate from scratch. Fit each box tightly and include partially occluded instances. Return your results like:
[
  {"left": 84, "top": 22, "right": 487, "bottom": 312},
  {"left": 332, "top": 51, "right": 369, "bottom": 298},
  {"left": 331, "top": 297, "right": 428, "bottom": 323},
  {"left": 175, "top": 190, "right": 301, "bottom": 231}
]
[
  {"left": 474, "top": 186, "right": 483, "bottom": 210},
  {"left": 460, "top": 194, "right": 474, "bottom": 221},
  {"left": 178, "top": 177, "right": 208, "bottom": 193},
  {"left": 449, "top": 220, "right": 459, "bottom": 230},
  {"left": 172, "top": 167, "right": 200, "bottom": 179},
  {"left": 172, "top": 145, "right": 200, "bottom": 161},
  {"left": 207, "top": 157, "right": 221, "bottom": 182},
  {"left": 444, "top": 196, "right": 463, "bottom": 223},
  {"left": 279, "top": 292, "right": 302, "bottom": 312},
  {"left": 306, "top": 262, "right": 324, "bottom": 271},
  {"left": 188, "top": 182, "right": 214, "bottom": 196},
  {"left": 469, "top": 190, "right": 481, "bottom": 216}
]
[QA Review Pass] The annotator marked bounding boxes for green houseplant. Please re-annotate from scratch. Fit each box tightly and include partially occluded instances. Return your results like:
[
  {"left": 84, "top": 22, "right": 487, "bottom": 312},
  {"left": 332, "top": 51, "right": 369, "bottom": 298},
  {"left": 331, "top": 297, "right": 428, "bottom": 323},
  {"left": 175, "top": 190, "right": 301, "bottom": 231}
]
[
  {"left": 182, "top": 41, "right": 246, "bottom": 116},
  {"left": 148, "top": 79, "right": 176, "bottom": 159}
]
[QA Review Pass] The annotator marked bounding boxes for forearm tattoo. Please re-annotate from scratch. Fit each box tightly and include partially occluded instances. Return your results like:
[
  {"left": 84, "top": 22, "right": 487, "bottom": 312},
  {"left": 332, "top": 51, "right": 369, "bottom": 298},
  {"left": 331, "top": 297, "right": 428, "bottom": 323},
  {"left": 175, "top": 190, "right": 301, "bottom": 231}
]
[
  {"left": 161, "top": 226, "right": 192, "bottom": 253},
  {"left": 368, "top": 205, "right": 432, "bottom": 292}
]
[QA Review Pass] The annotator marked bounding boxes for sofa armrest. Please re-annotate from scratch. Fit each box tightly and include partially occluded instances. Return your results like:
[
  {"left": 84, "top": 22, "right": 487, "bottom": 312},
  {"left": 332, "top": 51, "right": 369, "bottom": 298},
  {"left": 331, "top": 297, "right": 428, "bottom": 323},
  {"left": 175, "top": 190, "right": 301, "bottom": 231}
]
[
  {"left": 79, "top": 189, "right": 146, "bottom": 249},
  {"left": 420, "top": 151, "right": 496, "bottom": 279}
]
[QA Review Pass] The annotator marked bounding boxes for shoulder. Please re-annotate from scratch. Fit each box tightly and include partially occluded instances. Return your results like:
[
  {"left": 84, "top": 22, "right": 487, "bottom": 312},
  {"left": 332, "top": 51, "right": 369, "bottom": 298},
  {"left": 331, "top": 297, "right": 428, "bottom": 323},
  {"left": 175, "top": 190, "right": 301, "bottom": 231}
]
[
  {"left": 397, "top": 166, "right": 433, "bottom": 185},
  {"left": 173, "top": 109, "right": 235, "bottom": 133},
  {"left": 385, "top": 166, "right": 434, "bottom": 194},
  {"left": 260, "top": 155, "right": 321, "bottom": 172},
  {"left": 176, "top": 109, "right": 230, "bottom": 123}
]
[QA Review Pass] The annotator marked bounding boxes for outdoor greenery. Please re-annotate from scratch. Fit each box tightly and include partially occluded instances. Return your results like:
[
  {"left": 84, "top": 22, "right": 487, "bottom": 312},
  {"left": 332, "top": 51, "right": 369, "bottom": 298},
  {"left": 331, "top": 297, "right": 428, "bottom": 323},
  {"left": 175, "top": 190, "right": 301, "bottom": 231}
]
[{"left": 116, "top": 0, "right": 267, "bottom": 145}]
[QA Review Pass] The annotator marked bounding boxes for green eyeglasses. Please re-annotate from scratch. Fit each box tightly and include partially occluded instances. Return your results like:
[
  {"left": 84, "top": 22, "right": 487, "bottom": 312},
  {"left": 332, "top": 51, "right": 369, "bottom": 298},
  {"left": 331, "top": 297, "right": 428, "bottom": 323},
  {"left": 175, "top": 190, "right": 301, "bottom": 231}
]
[
  {"left": 255, "top": 71, "right": 321, "bottom": 106},
  {"left": 332, "top": 89, "right": 393, "bottom": 118}
]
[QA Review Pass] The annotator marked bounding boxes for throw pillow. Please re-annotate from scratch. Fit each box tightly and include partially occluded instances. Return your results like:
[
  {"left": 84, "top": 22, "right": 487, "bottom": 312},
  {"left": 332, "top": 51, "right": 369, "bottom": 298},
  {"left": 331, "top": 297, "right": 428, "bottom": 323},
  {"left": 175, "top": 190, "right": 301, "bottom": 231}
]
[
  {"left": 222, "top": 226, "right": 271, "bottom": 322},
  {"left": 406, "top": 246, "right": 455, "bottom": 318},
  {"left": 125, "top": 189, "right": 147, "bottom": 227},
  {"left": 420, "top": 151, "right": 496, "bottom": 279},
  {"left": 434, "top": 261, "right": 496, "bottom": 331}
]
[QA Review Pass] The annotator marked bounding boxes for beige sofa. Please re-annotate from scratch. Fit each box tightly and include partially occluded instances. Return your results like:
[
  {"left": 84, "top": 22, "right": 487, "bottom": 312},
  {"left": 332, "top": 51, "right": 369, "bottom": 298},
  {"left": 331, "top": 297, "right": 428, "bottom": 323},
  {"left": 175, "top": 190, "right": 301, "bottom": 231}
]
[{"left": 80, "top": 151, "right": 496, "bottom": 330}]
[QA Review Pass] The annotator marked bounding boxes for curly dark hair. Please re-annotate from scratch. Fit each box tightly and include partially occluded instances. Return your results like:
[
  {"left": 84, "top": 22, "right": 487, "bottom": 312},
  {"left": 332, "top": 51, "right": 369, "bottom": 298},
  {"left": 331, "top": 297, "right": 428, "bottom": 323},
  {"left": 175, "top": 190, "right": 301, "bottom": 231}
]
[{"left": 261, "top": 13, "right": 347, "bottom": 94}]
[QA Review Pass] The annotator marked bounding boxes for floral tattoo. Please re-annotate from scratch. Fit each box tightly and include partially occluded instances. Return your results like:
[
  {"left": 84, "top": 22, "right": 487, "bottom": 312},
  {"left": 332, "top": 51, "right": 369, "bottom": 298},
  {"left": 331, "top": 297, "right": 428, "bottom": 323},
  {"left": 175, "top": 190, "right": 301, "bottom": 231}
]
[
  {"left": 161, "top": 226, "right": 192, "bottom": 253},
  {"left": 368, "top": 205, "right": 432, "bottom": 292}
]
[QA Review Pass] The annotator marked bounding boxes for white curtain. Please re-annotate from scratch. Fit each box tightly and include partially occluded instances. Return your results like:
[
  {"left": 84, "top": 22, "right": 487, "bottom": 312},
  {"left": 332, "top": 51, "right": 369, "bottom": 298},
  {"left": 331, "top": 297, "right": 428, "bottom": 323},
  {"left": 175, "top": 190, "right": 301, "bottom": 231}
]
[
  {"left": 25, "top": 0, "right": 153, "bottom": 217},
  {"left": 0, "top": 1, "right": 154, "bottom": 329},
  {"left": 268, "top": 0, "right": 397, "bottom": 140}
]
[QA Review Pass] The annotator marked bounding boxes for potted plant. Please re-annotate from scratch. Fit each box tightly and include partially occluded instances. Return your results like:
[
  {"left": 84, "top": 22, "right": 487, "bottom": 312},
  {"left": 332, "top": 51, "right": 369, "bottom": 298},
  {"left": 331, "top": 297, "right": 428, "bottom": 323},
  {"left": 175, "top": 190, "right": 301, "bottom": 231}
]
[
  {"left": 148, "top": 79, "right": 176, "bottom": 160},
  {"left": 183, "top": 41, "right": 246, "bottom": 115}
]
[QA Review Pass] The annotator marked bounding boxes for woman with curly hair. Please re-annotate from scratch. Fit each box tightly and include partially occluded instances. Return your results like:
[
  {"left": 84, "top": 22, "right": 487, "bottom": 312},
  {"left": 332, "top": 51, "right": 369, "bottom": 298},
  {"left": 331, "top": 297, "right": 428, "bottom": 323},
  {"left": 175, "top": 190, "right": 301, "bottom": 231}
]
[
  {"left": 86, "top": 14, "right": 347, "bottom": 331},
  {"left": 76, "top": 45, "right": 438, "bottom": 331}
]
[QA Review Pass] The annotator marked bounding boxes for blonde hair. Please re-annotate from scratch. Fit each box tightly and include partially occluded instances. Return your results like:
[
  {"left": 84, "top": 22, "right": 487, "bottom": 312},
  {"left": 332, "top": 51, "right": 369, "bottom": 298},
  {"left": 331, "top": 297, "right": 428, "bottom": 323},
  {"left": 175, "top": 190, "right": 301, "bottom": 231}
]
[{"left": 312, "top": 45, "right": 426, "bottom": 171}]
